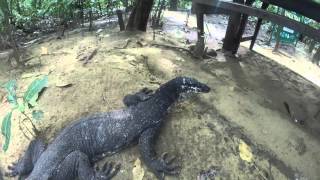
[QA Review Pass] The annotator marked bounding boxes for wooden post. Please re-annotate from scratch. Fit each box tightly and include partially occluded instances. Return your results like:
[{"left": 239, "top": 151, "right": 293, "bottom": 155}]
[
  {"left": 233, "top": 0, "right": 254, "bottom": 53},
  {"left": 193, "top": 12, "right": 205, "bottom": 58},
  {"left": 249, "top": 2, "right": 269, "bottom": 50},
  {"left": 192, "top": 0, "right": 320, "bottom": 42},
  {"left": 222, "top": 0, "right": 244, "bottom": 53}
]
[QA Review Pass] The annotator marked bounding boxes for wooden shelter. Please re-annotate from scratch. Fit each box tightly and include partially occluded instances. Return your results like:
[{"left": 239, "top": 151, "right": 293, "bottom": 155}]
[{"left": 192, "top": 0, "right": 320, "bottom": 54}]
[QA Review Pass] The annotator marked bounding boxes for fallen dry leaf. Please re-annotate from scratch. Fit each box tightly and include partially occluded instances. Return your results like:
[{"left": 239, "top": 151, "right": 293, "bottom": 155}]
[
  {"left": 239, "top": 139, "right": 253, "bottom": 163},
  {"left": 41, "top": 47, "right": 48, "bottom": 55},
  {"left": 132, "top": 158, "right": 144, "bottom": 180}
]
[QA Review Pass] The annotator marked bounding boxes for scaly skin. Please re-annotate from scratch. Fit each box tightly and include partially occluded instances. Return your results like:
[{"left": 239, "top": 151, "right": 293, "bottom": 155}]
[{"left": 7, "top": 76, "right": 210, "bottom": 180}]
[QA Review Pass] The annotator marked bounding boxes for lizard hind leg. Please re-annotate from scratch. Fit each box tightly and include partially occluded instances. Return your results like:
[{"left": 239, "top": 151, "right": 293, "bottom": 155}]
[
  {"left": 6, "top": 138, "right": 46, "bottom": 177},
  {"left": 52, "top": 151, "right": 120, "bottom": 180}
]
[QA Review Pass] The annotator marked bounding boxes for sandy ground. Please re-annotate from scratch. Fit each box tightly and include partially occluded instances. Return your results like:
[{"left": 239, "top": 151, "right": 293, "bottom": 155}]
[{"left": 0, "top": 12, "right": 320, "bottom": 180}]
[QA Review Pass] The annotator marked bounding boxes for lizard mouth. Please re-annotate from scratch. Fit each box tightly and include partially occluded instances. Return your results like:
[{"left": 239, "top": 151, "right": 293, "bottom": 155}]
[{"left": 200, "top": 84, "right": 211, "bottom": 93}]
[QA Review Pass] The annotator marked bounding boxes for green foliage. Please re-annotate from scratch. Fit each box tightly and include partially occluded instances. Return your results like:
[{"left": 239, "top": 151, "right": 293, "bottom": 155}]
[
  {"left": 24, "top": 75, "right": 48, "bottom": 107},
  {"left": 32, "top": 110, "right": 44, "bottom": 121},
  {"left": 1, "top": 80, "right": 18, "bottom": 108},
  {"left": 1, "top": 76, "right": 48, "bottom": 152},
  {"left": 179, "top": 0, "right": 191, "bottom": 9},
  {"left": 1, "top": 112, "right": 12, "bottom": 151}
]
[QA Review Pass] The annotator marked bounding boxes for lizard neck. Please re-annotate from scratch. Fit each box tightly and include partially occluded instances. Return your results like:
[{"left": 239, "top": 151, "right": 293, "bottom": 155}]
[{"left": 153, "top": 81, "right": 179, "bottom": 109}]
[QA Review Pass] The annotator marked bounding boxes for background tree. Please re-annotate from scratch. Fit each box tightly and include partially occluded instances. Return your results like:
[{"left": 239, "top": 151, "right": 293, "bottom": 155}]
[
  {"left": 169, "top": 0, "right": 178, "bottom": 11},
  {"left": 126, "top": 0, "right": 154, "bottom": 31}
]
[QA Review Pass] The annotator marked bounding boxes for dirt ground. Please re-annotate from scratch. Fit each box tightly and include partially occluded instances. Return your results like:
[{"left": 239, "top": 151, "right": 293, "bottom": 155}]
[{"left": 0, "top": 13, "right": 320, "bottom": 180}]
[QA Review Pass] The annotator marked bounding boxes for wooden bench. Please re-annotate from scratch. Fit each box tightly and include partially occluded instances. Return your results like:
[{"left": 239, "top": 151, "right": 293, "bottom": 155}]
[{"left": 192, "top": 0, "right": 320, "bottom": 54}]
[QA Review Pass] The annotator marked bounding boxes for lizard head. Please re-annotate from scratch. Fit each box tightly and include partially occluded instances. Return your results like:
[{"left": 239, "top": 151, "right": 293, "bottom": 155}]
[{"left": 174, "top": 76, "right": 211, "bottom": 94}]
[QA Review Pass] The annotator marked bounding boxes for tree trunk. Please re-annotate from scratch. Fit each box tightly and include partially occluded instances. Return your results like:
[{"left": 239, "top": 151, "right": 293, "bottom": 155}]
[
  {"left": 155, "top": 0, "right": 166, "bottom": 26},
  {"left": 266, "top": 23, "right": 275, "bottom": 45},
  {"left": 116, "top": 10, "right": 125, "bottom": 31},
  {"left": 273, "top": 7, "right": 285, "bottom": 52},
  {"left": 126, "top": 0, "right": 154, "bottom": 31},
  {"left": 0, "top": 0, "right": 12, "bottom": 50},
  {"left": 122, "top": 0, "right": 129, "bottom": 11},
  {"left": 80, "top": 0, "right": 84, "bottom": 27},
  {"left": 97, "top": 0, "right": 103, "bottom": 16},
  {"left": 169, "top": 0, "right": 178, "bottom": 11},
  {"left": 89, "top": 8, "right": 93, "bottom": 31},
  {"left": 312, "top": 47, "right": 320, "bottom": 65},
  {"left": 0, "top": 0, "right": 10, "bottom": 32},
  {"left": 308, "top": 40, "right": 316, "bottom": 54}
]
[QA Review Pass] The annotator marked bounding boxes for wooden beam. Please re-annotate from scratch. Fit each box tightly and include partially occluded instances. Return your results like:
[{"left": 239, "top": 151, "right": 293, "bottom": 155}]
[
  {"left": 250, "top": 2, "right": 269, "bottom": 50},
  {"left": 240, "top": 36, "right": 254, "bottom": 42},
  {"left": 260, "top": 0, "right": 320, "bottom": 22},
  {"left": 193, "top": 0, "right": 320, "bottom": 42}
]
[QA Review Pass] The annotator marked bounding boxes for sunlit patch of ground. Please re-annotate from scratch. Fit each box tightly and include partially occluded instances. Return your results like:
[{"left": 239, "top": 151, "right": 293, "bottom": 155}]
[{"left": 242, "top": 41, "right": 320, "bottom": 87}]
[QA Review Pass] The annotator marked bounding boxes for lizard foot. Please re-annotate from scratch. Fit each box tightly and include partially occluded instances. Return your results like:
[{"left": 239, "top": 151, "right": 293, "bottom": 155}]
[
  {"left": 140, "top": 87, "right": 153, "bottom": 96},
  {"left": 150, "top": 152, "right": 180, "bottom": 180},
  {"left": 5, "top": 162, "right": 19, "bottom": 177},
  {"left": 95, "top": 162, "right": 121, "bottom": 180}
]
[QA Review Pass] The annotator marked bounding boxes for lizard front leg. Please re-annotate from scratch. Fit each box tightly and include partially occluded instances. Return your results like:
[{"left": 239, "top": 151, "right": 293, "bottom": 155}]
[
  {"left": 138, "top": 127, "right": 180, "bottom": 180},
  {"left": 6, "top": 139, "right": 46, "bottom": 177},
  {"left": 123, "top": 88, "right": 153, "bottom": 107},
  {"left": 52, "top": 151, "right": 120, "bottom": 180}
]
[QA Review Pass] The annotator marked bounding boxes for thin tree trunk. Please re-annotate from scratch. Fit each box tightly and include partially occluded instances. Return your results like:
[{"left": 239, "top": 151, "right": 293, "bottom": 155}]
[
  {"left": 97, "top": 0, "right": 103, "bottom": 16},
  {"left": 308, "top": 40, "right": 316, "bottom": 54},
  {"left": 273, "top": 7, "right": 285, "bottom": 52},
  {"left": 38, "top": 0, "right": 42, "bottom": 9},
  {"left": 312, "top": 47, "right": 320, "bottom": 65},
  {"left": 126, "top": 0, "right": 154, "bottom": 31},
  {"left": 123, "top": 0, "right": 129, "bottom": 11},
  {"left": 152, "top": 0, "right": 161, "bottom": 26},
  {"left": 116, "top": 10, "right": 125, "bottom": 31},
  {"left": 266, "top": 23, "right": 275, "bottom": 45},
  {"left": 0, "top": 0, "right": 12, "bottom": 49},
  {"left": 155, "top": 0, "right": 166, "bottom": 26},
  {"left": 80, "top": 0, "right": 84, "bottom": 27},
  {"left": 169, "top": 0, "right": 178, "bottom": 11},
  {"left": 17, "top": 1, "right": 22, "bottom": 14},
  {"left": 89, "top": 8, "right": 93, "bottom": 31},
  {"left": 0, "top": 0, "right": 10, "bottom": 32}
]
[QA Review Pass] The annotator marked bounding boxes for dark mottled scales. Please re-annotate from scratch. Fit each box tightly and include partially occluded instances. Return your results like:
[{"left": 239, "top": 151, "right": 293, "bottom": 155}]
[{"left": 6, "top": 76, "right": 210, "bottom": 180}]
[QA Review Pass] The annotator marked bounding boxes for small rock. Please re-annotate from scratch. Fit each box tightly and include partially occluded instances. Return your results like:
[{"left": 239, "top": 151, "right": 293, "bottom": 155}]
[
  {"left": 207, "top": 49, "right": 217, "bottom": 57},
  {"left": 197, "top": 166, "right": 221, "bottom": 180},
  {"left": 288, "top": 137, "right": 307, "bottom": 155},
  {"left": 96, "top": 29, "right": 103, "bottom": 34},
  {"left": 176, "top": 57, "right": 184, "bottom": 62}
]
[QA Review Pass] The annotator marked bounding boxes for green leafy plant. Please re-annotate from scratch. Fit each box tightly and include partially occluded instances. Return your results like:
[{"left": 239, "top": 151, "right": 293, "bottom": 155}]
[{"left": 0, "top": 75, "right": 48, "bottom": 151}]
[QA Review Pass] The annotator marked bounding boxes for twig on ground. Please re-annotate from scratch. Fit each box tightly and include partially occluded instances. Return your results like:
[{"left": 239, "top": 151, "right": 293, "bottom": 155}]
[
  {"left": 78, "top": 48, "right": 98, "bottom": 65},
  {"left": 114, "top": 39, "right": 132, "bottom": 49},
  {"left": 150, "top": 43, "right": 194, "bottom": 56},
  {"left": 19, "top": 118, "right": 32, "bottom": 141},
  {"left": 252, "top": 162, "right": 268, "bottom": 180}
]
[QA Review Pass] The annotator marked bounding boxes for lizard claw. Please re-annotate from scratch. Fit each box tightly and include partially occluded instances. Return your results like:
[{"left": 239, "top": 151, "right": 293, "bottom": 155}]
[
  {"left": 95, "top": 162, "right": 121, "bottom": 180},
  {"left": 5, "top": 162, "right": 19, "bottom": 177},
  {"left": 150, "top": 152, "right": 180, "bottom": 179},
  {"left": 140, "top": 87, "right": 153, "bottom": 95}
]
